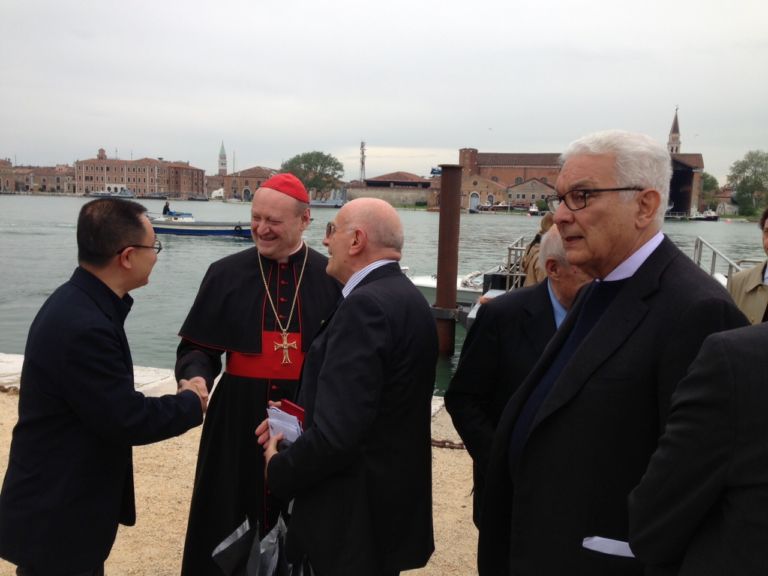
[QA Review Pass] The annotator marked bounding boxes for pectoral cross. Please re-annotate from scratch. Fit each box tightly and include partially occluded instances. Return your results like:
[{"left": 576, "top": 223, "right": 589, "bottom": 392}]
[{"left": 274, "top": 331, "right": 298, "bottom": 364}]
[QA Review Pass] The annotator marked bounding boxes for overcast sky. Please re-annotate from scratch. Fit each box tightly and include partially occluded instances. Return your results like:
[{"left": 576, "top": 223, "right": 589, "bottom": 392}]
[{"left": 1, "top": 0, "right": 765, "bottom": 183}]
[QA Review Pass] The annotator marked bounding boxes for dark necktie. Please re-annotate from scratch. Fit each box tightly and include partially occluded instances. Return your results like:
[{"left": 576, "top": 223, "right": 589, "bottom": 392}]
[{"left": 507, "top": 279, "right": 627, "bottom": 472}]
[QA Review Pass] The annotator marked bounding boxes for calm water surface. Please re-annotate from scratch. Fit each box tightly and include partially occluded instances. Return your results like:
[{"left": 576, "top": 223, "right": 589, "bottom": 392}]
[{"left": 1, "top": 196, "right": 764, "bottom": 391}]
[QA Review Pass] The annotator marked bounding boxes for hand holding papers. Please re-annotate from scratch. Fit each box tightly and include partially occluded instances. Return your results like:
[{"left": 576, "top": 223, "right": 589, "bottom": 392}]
[{"left": 267, "top": 401, "right": 304, "bottom": 445}]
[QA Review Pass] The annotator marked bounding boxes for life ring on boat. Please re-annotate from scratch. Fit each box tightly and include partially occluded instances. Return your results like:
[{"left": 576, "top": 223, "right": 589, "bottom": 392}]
[{"left": 234, "top": 225, "right": 243, "bottom": 233}]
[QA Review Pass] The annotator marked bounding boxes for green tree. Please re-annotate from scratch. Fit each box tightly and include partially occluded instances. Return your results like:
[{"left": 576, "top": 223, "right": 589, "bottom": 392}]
[
  {"left": 699, "top": 172, "right": 719, "bottom": 210},
  {"left": 728, "top": 150, "right": 768, "bottom": 216},
  {"left": 281, "top": 151, "right": 344, "bottom": 201}
]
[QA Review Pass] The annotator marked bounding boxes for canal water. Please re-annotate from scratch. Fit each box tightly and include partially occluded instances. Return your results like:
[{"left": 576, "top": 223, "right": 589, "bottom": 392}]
[{"left": 1, "top": 195, "right": 764, "bottom": 393}]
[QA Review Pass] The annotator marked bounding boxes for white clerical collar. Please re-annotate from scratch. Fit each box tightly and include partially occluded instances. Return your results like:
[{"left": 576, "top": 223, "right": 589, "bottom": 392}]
[
  {"left": 603, "top": 231, "right": 664, "bottom": 281},
  {"left": 342, "top": 259, "right": 398, "bottom": 298}
]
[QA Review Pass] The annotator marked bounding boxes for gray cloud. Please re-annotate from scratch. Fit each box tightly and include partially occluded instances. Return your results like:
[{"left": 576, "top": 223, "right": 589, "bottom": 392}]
[{"left": 1, "top": 0, "right": 766, "bottom": 183}]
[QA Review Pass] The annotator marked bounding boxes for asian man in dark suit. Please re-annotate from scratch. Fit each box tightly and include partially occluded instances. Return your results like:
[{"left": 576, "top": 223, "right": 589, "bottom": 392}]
[
  {"left": 445, "top": 226, "right": 591, "bottom": 526},
  {"left": 0, "top": 198, "right": 207, "bottom": 576},
  {"left": 629, "top": 322, "right": 768, "bottom": 576},
  {"left": 258, "top": 198, "right": 437, "bottom": 576},
  {"left": 477, "top": 130, "right": 748, "bottom": 576}
]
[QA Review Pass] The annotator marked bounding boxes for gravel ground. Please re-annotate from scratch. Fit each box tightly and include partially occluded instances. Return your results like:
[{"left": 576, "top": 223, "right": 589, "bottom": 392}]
[{"left": 0, "top": 391, "right": 477, "bottom": 575}]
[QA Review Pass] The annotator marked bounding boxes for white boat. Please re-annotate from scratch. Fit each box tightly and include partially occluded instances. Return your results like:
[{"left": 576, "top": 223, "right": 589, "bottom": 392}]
[
  {"left": 153, "top": 211, "right": 195, "bottom": 223},
  {"left": 87, "top": 189, "right": 135, "bottom": 198},
  {"left": 410, "top": 271, "right": 485, "bottom": 305},
  {"left": 692, "top": 209, "right": 719, "bottom": 222},
  {"left": 151, "top": 212, "right": 251, "bottom": 239}
]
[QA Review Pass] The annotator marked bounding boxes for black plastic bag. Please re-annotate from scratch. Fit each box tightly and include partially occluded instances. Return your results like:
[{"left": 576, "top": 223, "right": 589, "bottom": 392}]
[
  {"left": 254, "top": 515, "right": 291, "bottom": 576},
  {"left": 289, "top": 556, "right": 317, "bottom": 576},
  {"left": 212, "top": 515, "right": 296, "bottom": 576},
  {"left": 211, "top": 517, "right": 260, "bottom": 576}
]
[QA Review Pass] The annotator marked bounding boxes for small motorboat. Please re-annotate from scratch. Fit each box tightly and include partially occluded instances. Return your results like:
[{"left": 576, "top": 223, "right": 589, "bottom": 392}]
[
  {"left": 409, "top": 271, "right": 484, "bottom": 305},
  {"left": 153, "top": 211, "right": 194, "bottom": 223},
  {"left": 692, "top": 210, "right": 719, "bottom": 222},
  {"left": 151, "top": 213, "right": 251, "bottom": 239}
]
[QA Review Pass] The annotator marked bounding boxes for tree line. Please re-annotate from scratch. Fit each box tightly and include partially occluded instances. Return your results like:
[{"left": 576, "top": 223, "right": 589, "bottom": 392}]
[{"left": 700, "top": 150, "right": 768, "bottom": 217}]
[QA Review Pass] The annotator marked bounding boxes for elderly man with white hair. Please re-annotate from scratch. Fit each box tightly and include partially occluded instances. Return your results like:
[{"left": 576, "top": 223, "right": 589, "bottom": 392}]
[
  {"left": 477, "top": 130, "right": 747, "bottom": 576},
  {"left": 445, "top": 226, "right": 590, "bottom": 528}
]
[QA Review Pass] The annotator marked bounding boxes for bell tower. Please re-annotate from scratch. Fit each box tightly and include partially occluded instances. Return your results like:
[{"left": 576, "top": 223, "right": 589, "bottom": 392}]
[
  {"left": 218, "top": 142, "right": 227, "bottom": 176},
  {"left": 668, "top": 107, "right": 681, "bottom": 155}
]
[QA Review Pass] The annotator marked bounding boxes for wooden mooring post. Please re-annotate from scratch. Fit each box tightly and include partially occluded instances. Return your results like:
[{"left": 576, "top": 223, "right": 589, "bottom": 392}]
[{"left": 433, "top": 164, "right": 462, "bottom": 357}]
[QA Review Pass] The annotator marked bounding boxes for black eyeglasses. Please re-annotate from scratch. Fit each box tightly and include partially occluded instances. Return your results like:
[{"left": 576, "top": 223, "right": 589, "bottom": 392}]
[
  {"left": 546, "top": 187, "right": 644, "bottom": 212},
  {"left": 116, "top": 239, "right": 163, "bottom": 255},
  {"left": 325, "top": 222, "right": 337, "bottom": 238}
]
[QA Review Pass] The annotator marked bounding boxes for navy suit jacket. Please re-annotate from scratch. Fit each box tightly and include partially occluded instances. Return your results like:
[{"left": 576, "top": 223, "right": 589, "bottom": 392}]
[
  {"left": 477, "top": 237, "right": 748, "bottom": 576},
  {"left": 445, "top": 280, "right": 556, "bottom": 525},
  {"left": 267, "top": 263, "right": 438, "bottom": 576},
  {"left": 630, "top": 322, "right": 768, "bottom": 576},
  {"left": 0, "top": 268, "right": 202, "bottom": 574}
]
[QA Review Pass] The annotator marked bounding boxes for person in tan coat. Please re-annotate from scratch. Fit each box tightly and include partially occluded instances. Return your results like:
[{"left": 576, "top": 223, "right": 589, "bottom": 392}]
[{"left": 728, "top": 206, "right": 768, "bottom": 324}]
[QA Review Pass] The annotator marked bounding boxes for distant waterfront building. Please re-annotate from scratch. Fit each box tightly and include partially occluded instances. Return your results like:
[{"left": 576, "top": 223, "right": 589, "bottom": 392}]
[
  {"left": 666, "top": 109, "right": 704, "bottom": 216},
  {"left": 204, "top": 144, "right": 276, "bottom": 200},
  {"left": 74, "top": 148, "right": 205, "bottom": 198},
  {"left": 346, "top": 171, "right": 432, "bottom": 206},
  {"left": 222, "top": 166, "right": 276, "bottom": 201},
  {"left": 454, "top": 151, "right": 560, "bottom": 212},
  {"left": 0, "top": 158, "right": 75, "bottom": 194},
  {"left": 713, "top": 185, "right": 739, "bottom": 216},
  {"left": 431, "top": 110, "right": 705, "bottom": 215}
]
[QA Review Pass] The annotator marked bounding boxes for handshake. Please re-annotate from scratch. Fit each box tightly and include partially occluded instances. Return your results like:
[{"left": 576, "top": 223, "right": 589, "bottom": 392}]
[{"left": 177, "top": 376, "right": 209, "bottom": 414}]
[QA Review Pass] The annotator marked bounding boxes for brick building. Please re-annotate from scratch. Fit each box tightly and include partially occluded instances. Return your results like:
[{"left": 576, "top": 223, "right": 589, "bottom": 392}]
[
  {"left": 0, "top": 159, "right": 75, "bottom": 193},
  {"left": 221, "top": 166, "right": 276, "bottom": 201},
  {"left": 431, "top": 110, "right": 704, "bottom": 215},
  {"left": 74, "top": 148, "right": 205, "bottom": 199}
]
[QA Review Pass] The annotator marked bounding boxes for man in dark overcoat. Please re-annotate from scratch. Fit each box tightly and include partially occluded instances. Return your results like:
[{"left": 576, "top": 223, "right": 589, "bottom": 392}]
[
  {"left": 477, "top": 130, "right": 748, "bottom": 575},
  {"left": 259, "top": 198, "right": 437, "bottom": 576}
]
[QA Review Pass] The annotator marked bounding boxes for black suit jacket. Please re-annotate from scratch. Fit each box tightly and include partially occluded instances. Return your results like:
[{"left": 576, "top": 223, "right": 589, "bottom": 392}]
[
  {"left": 629, "top": 322, "right": 768, "bottom": 576},
  {"left": 478, "top": 237, "right": 748, "bottom": 576},
  {"left": 445, "top": 280, "right": 556, "bottom": 525},
  {"left": 267, "top": 263, "right": 438, "bottom": 576},
  {"left": 0, "top": 268, "right": 202, "bottom": 574}
]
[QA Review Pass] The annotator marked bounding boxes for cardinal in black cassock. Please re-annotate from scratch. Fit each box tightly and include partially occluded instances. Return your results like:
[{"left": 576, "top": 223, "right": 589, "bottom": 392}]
[{"left": 176, "top": 174, "right": 341, "bottom": 576}]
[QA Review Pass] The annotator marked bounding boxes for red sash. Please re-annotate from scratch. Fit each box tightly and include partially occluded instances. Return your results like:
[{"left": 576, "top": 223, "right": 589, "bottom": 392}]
[{"left": 226, "top": 330, "right": 304, "bottom": 380}]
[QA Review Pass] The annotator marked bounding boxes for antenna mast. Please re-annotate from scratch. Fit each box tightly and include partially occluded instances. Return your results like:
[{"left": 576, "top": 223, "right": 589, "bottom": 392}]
[{"left": 359, "top": 141, "right": 366, "bottom": 182}]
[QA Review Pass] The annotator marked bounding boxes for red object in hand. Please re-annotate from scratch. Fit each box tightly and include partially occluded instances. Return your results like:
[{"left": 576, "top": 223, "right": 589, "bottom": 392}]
[{"left": 280, "top": 399, "right": 305, "bottom": 425}]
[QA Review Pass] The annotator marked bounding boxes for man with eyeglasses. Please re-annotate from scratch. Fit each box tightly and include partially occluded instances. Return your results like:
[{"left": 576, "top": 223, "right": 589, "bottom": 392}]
[
  {"left": 176, "top": 173, "right": 341, "bottom": 576},
  {"left": 0, "top": 198, "right": 208, "bottom": 576},
  {"left": 477, "top": 130, "right": 747, "bottom": 575},
  {"left": 258, "top": 198, "right": 437, "bottom": 576}
]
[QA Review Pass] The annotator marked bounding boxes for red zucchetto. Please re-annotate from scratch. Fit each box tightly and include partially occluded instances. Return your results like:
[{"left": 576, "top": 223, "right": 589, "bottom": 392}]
[{"left": 260, "top": 173, "right": 309, "bottom": 203}]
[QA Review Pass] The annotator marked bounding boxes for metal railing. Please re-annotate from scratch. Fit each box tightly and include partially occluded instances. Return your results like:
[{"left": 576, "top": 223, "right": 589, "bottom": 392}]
[
  {"left": 691, "top": 236, "right": 761, "bottom": 286},
  {"left": 505, "top": 236, "right": 529, "bottom": 290},
  {"left": 478, "top": 235, "right": 528, "bottom": 292}
]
